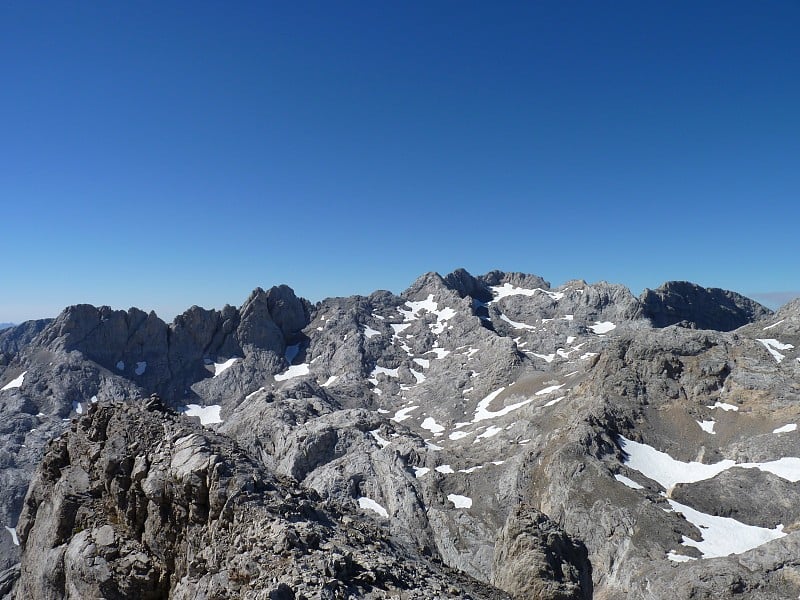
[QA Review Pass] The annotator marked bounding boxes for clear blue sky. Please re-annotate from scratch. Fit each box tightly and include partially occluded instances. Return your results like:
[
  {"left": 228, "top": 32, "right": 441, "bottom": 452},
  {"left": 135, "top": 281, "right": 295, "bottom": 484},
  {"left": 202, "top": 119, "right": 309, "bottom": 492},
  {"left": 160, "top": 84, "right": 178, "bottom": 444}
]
[{"left": 2, "top": 1, "right": 798, "bottom": 322}]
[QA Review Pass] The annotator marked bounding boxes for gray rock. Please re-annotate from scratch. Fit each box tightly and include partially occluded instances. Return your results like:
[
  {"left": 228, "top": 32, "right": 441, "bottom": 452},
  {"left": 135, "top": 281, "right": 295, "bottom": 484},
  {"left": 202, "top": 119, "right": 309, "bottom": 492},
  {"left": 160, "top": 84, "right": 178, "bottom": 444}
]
[
  {"left": 671, "top": 468, "right": 800, "bottom": 529},
  {"left": 0, "top": 268, "right": 794, "bottom": 599},
  {"left": 641, "top": 281, "right": 772, "bottom": 331},
  {"left": 492, "top": 505, "right": 591, "bottom": 599},
  {"left": 9, "top": 402, "right": 510, "bottom": 600}
]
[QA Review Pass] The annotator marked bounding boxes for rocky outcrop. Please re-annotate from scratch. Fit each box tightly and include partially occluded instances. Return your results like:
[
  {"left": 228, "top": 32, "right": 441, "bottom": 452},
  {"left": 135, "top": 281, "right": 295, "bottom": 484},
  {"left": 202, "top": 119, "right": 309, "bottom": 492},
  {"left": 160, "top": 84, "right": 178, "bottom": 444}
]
[
  {"left": 492, "top": 505, "right": 591, "bottom": 600},
  {"left": 671, "top": 468, "right": 800, "bottom": 529},
  {"left": 640, "top": 281, "right": 772, "bottom": 331},
  {"left": 0, "top": 319, "right": 50, "bottom": 371},
  {"left": 8, "top": 401, "right": 509, "bottom": 599}
]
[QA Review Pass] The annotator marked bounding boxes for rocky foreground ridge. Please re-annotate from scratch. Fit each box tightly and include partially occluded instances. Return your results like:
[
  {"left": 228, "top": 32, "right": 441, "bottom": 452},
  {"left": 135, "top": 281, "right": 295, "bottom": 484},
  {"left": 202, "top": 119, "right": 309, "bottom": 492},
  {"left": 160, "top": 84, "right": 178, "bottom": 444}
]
[{"left": 1, "top": 269, "right": 798, "bottom": 599}]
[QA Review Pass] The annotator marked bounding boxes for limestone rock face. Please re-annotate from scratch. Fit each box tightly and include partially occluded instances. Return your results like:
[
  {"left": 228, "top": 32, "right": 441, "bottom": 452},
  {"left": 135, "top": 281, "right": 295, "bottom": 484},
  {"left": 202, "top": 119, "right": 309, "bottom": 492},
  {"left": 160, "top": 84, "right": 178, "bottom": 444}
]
[
  {"left": 0, "top": 269, "right": 797, "bottom": 599},
  {"left": 492, "top": 505, "right": 592, "bottom": 600},
  {"left": 10, "top": 402, "right": 509, "bottom": 600},
  {"left": 0, "top": 319, "right": 50, "bottom": 372},
  {"left": 640, "top": 281, "right": 772, "bottom": 331}
]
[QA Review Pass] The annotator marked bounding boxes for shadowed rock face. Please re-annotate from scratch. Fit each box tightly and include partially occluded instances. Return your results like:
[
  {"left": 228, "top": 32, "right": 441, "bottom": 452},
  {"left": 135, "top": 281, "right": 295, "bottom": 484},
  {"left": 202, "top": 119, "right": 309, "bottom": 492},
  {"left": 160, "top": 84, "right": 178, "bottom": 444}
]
[
  {"left": 640, "top": 281, "right": 772, "bottom": 331},
  {"left": 1, "top": 269, "right": 798, "bottom": 599}
]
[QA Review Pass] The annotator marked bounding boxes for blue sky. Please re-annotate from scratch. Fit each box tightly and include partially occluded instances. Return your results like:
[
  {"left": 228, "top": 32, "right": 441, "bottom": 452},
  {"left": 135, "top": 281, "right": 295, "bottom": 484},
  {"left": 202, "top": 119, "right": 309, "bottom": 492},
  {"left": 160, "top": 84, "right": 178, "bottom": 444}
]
[{"left": 2, "top": 1, "right": 798, "bottom": 322}]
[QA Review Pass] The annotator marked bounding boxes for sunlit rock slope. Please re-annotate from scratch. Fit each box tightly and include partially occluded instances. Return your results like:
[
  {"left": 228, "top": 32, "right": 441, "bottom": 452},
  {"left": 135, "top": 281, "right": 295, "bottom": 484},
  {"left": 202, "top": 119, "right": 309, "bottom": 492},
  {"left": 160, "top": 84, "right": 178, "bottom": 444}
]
[{"left": 2, "top": 269, "right": 798, "bottom": 599}]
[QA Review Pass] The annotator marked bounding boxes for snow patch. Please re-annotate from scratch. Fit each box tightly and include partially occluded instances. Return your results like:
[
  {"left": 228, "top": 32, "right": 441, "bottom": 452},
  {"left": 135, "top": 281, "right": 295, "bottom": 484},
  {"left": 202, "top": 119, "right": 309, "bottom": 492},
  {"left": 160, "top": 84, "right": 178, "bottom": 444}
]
[
  {"left": 474, "top": 425, "right": 502, "bottom": 441},
  {"left": 421, "top": 417, "right": 445, "bottom": 434},
  {"left": 614, "top": 474, "right": 644, "bottom": 489},
  {"left": 590, "top": 321, "right": 616, "bottom": 334},
  {"left": 435, "top": 465, "right": 454, "bottom": 474},
  {"left": 358, "top": 497, "right": 389, "bottom": 518},
  {"left": 697, "top": 420, "right": 716, "bottom": 434},
  {"left": 2, "top": 371, "right": 26, "bottom": 391},
  {"left": 619, "top": 436, "right": 734, "bottom": 489},
  {"left": 183, "top": 404, "right": 223, "bottom": 425},
  {"left": 536, "top": 384, "right": 565, "bottom": 396},
  {"left": 668, "top": 499, "right": 785, "bottom": 558},
  {"left": 398, "top": 294, "right": 456, "bottom": 334},
  {"left": 490, "top": 283, "right": 564, "bottom": 301},
  {"left": 72, "top": 400, "right": 84, "bottom": 415},
  {"left": 321, "top": 375, "right": 338, "bottom": 387},
  {"left": 369, "top": 429, "right": 391, "bottom": 448},
  {"left": 500, "top": 314, "right": 536, "bottom": 330},
  {"left": 371, "top": 365, "right": 400, "bottom": 378},
  {"left": 667, "top": 552, "right": 697, "bottom": 563},
  {"left": 245, "top": 387, "right": 265, "bottom": 400},
  {"left": 390, "top": 323, "right": 411, "bottom": 335},
  {"left": 773, "top": 424, "right": 797, "bottom": 434},
  {"left": 412, "top": 467, "right": 430, "bottom": 478},
  {"left": 757, "top": 338, "right": 794, "bottom": 363},
  {"left": 213, "top": 358, "right": 238, "bottom": 377},
  {"left": 391, "top": 406, "right": 418, "bottom": 422},
  {"left": 531, "top": 353, "right": 555, "bottom": 363},
  {"left": 544, "top": 396, "right": 565, "bottom": 407},
  {"left": 410, "top": 369, "right": 426, "bottom": 384},
  {"left": 426, "top": 347, "right": 450, "bottom": 359},
  {"left": 473, "top": 387, "right": 537, "bottom": 422},
  {"left": 274, "top": 364, "right": 310, "bottom": 381},
  {"left": 116, "top": 361, "right": 125, "bottom": 371},
  {"left": 459, "top": 466, "right": 483, "bottom": 474},
  {"left": 620, "top": 436, "right": 800, "bottom": 487},
  {"left": 363, "top": 326, "right": 381, "bottom": 338},
  {"left": 413, "top": 358, "right": 430, "bottom": 369},
  {"left": 709, "top": 402, "right": 738, "bottom": 412},
  {"left": 447, "top": 494, "right": 473, "bottom": 508},
  {"left": 763, "top": 319, "right": 786, "bottom": 330}
]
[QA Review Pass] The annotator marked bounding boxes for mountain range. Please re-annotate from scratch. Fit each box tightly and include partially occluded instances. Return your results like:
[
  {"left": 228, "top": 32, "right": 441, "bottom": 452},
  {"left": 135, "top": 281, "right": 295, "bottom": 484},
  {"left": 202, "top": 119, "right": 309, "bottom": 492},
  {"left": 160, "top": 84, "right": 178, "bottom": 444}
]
[{"left": 1, "top": 269, "right": 798, "bottom": 599}]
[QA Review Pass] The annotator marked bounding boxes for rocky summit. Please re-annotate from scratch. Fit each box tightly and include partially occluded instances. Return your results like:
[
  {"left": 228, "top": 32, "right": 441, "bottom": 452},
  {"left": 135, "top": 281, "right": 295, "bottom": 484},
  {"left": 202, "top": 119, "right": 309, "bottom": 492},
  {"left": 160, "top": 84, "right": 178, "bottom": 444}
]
[{"left": 1, "top": 269, "right": 798, "bottom": 599}]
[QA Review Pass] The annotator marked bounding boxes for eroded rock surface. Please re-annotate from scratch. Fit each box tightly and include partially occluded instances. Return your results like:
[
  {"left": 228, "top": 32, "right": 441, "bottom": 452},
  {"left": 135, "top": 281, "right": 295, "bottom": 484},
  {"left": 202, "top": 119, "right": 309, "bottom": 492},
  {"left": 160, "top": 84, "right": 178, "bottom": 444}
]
[
  {"left": 10, "top": 402, "right": 509, "bottom": 599},
  {"left": 1, "top": 269, "right": 797, "bottom": 599}
]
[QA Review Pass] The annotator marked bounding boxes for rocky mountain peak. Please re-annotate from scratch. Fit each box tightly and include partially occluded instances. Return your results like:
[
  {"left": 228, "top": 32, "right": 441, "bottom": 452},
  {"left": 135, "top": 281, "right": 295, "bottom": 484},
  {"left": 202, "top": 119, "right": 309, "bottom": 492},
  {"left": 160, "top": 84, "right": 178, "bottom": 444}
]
[
  {"left": 640, "top": 281, "right": 772, "bottom": 331},
  {"left": 442, "top": 268, "right": 493, "bottom": 302},
  {"left": 402, "top": 271, "right": 450, "bottom": 300},
  {"left": 773, "top": 296, "right": 800, "bottom": 320},
  {"left": 479, "top": 270, "right": 550, "bottom": 291},
  {"left": 1, "top": 270, "right": 796, "bottom": 600}
]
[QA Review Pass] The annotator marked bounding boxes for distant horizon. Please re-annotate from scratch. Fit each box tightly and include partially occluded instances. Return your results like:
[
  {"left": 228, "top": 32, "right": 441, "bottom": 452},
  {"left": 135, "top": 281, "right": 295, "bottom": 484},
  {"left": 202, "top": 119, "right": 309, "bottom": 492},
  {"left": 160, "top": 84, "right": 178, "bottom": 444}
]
[
  {"left": 1, "top": 266, "right": 797, "bottom": 324},
  {"left": 3, "top": 2, "right": 797, "bottom": 325}
]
